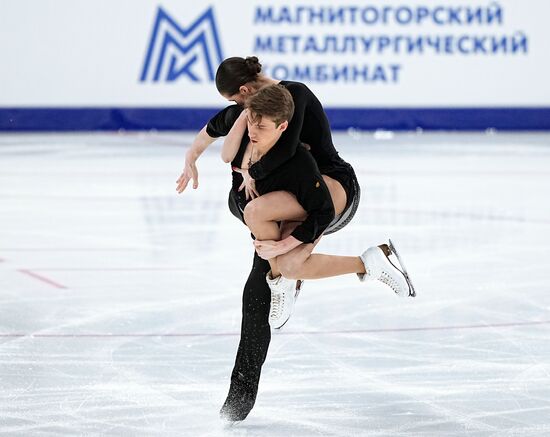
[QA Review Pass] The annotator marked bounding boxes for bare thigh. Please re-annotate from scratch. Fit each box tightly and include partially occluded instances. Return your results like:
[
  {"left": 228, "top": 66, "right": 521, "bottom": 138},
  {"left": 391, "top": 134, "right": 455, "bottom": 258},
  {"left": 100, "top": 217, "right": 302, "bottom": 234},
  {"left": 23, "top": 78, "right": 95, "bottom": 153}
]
[
  {"left": 244, "top": 191, "right": 307, "bottom": 225},
  {"left": 322, "top": 175, "right": 347, "bottom": 216},
  {"left": 244, "top": 175, "right": 347, "bottom": 227}
]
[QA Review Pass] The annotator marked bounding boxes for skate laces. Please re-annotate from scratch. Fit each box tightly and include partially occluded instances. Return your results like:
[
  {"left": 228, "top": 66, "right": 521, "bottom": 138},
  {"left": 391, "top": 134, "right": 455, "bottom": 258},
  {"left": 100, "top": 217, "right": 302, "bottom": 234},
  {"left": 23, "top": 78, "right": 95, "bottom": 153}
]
[
  {"left": 270, "top": 290, "right": 284, "bottom": 320},
  {"left": 378, "top": 270, "right": 400, "bottom": 295}
]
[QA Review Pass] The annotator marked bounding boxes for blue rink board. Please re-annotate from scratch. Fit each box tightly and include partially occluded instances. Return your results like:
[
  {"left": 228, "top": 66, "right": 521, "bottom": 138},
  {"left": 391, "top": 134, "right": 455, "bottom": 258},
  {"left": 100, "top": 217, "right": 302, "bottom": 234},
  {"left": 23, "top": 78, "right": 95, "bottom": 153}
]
[{"left": 1, "top": 107, "right": 549, "bottom": 131}]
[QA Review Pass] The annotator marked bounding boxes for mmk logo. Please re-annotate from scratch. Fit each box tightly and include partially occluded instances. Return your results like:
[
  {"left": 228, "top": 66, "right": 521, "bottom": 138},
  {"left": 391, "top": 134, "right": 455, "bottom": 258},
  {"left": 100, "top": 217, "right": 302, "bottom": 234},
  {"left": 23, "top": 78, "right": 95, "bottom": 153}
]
[{"left": 140, "top": 7, "right": 224, "bottom": 83}]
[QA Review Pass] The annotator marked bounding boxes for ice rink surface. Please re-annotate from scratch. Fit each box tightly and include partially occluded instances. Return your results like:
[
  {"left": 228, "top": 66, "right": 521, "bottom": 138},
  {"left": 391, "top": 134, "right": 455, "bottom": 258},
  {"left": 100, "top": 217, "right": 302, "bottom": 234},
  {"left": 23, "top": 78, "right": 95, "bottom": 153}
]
[{"left": 1, "top": 131, "right": 549, "bottom": 436}]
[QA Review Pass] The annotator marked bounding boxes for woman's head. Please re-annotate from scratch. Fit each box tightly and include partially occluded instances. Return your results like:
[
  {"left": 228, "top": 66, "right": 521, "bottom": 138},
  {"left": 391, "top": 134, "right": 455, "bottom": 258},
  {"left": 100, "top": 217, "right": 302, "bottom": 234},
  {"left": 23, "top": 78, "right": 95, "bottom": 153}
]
[{"left": 215, "top": 56, "right": 262, "bottom": 104}]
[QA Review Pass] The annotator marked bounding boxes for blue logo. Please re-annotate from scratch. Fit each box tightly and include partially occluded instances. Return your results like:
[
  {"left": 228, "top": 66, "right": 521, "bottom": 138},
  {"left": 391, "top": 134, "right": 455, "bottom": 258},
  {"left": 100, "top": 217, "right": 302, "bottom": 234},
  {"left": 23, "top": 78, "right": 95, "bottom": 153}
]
[{"left": 140, "top": 7, "right": 224, "bottom": 83}]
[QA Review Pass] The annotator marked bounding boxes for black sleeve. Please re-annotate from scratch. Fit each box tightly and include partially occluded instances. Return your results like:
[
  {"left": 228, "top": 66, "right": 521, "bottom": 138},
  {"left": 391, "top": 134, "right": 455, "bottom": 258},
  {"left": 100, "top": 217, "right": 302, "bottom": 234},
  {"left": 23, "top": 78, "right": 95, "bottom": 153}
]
[
  {"left": 248, "top": 86, "right": 308, "bottom": 180},
  {"left": 274, "top": 150, "right": 334, "bottom": 243},
  {"left": 290, "top": 175, "right": 335, "bottom": 243},
  {"left": 205, "top": 105, "right": 243, "bottom": 138}
]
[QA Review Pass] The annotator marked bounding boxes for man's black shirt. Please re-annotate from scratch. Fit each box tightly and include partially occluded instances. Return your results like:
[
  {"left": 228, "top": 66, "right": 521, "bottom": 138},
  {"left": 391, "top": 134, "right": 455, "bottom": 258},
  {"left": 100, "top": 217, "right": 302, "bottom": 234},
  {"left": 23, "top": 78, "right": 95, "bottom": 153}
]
[
  {"left": 206, "top": 80, "right": 348, "bottom": 181},
  {"left": 231, "top": 145, "right": 335, "bottom": 244}
]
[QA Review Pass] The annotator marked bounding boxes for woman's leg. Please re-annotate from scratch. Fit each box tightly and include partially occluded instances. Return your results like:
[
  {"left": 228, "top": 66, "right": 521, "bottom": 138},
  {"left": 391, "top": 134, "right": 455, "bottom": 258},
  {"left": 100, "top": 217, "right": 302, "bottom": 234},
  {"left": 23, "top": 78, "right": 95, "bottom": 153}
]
[
  {"left": 274, "top": 221, "right": 365, "bottom": 280},
  {"left": 243, "top": 175, "right": 347, "bottom": 277},
  {"left": 277, "top": 242, "right": 365, "bottom": 280},
  {"left": 243, "top": 191, "right": 307, "bottom": 277},
  {"left": 322, "top": 175, "right": 347, "bottom": 217}
]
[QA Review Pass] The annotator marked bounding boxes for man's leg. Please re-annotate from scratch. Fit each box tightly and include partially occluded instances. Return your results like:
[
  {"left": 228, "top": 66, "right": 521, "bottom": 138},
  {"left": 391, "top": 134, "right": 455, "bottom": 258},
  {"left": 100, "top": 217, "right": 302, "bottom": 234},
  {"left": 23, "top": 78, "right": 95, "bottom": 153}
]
[{"left": 220, "top": 251, "right": 272, "bottom": 422}]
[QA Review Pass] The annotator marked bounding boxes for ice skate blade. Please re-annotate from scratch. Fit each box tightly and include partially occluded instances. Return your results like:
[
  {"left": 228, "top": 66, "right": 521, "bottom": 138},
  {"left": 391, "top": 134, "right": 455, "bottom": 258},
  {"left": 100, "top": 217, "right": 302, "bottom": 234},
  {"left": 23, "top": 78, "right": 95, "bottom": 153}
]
[
  {"left": 273, "top": 318, "right": 290, "bottom": 331},
  {"left": 379, "top": 239, "right": 416, "bottom": 297},
  {"left": 295, "top": 279, "right": 303, "bottom": 299},
  {"left": 271, "top": 308, "right": 292, "bottom": 331},
  {"left": 388, "top": 239, "right": 416, "bottom": 297}
]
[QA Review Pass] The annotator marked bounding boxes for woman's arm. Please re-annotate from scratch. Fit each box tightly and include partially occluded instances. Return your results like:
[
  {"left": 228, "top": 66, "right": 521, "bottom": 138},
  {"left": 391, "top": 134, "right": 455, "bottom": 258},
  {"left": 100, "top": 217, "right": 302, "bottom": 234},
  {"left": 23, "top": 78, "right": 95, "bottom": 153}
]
[
  {"left": 221, "top": 109, "right": 248, "bottom": 163},
  {"left": 176, "top": 125, "right": 216, "bottom": 192},
  {"left": 176, "top": 105, "right": 244, "bottom": 193}
]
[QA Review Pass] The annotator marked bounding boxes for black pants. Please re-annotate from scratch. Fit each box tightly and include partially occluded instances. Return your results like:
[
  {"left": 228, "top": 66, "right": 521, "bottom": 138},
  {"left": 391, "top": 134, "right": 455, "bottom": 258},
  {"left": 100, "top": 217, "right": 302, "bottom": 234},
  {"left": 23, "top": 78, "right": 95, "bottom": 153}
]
[{"left": 229, "top": 251, "right": 272, "bottom": 396}]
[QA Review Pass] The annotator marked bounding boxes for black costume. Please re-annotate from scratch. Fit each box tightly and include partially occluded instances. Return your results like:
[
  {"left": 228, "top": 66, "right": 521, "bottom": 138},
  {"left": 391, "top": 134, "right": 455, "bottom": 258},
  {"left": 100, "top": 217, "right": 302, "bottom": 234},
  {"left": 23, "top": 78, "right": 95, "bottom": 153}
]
[
  {"left": 206, "top": 81, "right": 360, "bottom": 421},
  {"left": 230, "top": 145, "right": 335, "bottom": 243},
  {"left": 207, "top": 81, "right": 358, "bottom": 216}
]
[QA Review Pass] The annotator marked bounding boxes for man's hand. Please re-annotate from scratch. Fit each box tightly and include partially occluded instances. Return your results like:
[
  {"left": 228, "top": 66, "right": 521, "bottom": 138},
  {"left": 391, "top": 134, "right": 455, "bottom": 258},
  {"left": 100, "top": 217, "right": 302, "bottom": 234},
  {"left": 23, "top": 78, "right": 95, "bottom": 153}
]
[
  {"left": 253, "top": 239, "right": 284, "bottom": 260},
  {"left": 253, "top": 235, "right": 302, "bottom": 260}
]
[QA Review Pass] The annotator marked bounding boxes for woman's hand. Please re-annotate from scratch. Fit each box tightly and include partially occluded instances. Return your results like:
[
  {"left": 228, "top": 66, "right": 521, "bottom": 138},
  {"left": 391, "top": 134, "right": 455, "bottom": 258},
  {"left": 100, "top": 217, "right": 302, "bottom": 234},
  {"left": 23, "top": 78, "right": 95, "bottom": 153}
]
[
  {"left": 233, "top": 167, "right": 259, "bottom": 200},
  {"left": 176, "top": 151, "right": 199, "bottom": 193}
]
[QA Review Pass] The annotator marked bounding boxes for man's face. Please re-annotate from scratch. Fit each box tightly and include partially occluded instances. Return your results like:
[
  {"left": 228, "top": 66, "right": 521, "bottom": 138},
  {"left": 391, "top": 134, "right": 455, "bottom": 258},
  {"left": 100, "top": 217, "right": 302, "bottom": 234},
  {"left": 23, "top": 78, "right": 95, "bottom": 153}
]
[{"left": 246, "top": 113, "right": 287, "bottom": 150}]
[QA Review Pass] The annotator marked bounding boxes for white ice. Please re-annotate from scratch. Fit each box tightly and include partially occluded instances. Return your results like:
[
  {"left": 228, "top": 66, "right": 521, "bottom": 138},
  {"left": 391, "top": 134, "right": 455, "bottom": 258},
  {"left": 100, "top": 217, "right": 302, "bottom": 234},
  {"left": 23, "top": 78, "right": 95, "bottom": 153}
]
[{"left": 0, "top": 131, "right": 549, "bottom": 436}]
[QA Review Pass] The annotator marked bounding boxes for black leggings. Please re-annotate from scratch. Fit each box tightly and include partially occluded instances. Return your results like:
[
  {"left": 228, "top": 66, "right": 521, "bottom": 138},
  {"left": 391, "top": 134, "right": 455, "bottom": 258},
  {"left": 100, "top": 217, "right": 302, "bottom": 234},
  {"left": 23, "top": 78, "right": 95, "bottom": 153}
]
[{"left": 229, "top": 251, "right": 272, "bottom": 395}]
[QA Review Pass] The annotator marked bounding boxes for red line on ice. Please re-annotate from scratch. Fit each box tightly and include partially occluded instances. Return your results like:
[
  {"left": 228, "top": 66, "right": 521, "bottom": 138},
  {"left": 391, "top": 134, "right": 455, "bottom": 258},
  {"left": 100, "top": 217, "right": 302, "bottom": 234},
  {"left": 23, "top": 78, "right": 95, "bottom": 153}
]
[
  {"left": 22, "top": 268, "right": 188, "bottom": 272},
  {"left": 18, "top": 269, "right": 68, "bottom": 289},
  {"left": 1, "top": 248, "right": 138, "bottom": 252},
  {"left": 1, "top": 320, "right": 548, "bottom": 338}
]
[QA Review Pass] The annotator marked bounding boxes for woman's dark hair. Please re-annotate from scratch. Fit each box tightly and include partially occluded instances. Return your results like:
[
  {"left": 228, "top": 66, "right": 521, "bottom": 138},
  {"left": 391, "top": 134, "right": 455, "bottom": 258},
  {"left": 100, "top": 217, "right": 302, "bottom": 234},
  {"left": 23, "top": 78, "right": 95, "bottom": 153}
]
[{"left": 215, "top": 56, "right": 262, "bottom": 95}]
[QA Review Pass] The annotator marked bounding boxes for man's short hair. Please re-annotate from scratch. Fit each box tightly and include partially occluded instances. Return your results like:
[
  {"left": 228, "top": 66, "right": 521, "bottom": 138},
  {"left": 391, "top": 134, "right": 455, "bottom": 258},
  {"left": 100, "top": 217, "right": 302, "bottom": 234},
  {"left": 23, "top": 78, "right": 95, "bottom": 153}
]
[{"left": 246, "top": 84, "right": 295, "bottom": 126}]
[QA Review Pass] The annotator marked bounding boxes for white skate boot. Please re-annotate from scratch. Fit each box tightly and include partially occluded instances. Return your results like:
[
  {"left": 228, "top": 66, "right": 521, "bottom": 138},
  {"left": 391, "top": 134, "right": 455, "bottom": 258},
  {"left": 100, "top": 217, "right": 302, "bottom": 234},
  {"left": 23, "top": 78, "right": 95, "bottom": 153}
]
[
  {"left": 267, "top": 273, "right": 303, "bottom": 330},
  {"left": 358, "top": 239, "right": 416, "bottom": 297}
]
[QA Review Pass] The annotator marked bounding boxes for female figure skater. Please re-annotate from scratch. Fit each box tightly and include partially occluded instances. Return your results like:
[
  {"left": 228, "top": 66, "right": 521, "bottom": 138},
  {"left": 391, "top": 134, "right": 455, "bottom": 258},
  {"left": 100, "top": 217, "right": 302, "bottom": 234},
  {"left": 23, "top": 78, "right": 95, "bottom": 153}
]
[
  {"left": 178, "top": 56, "right": 365, "bottom": 326},
  {"left": 221, "top": 89, "right": 415, "bottom": 324},
  {"left": 219, "top": 84, "right": 414, "bottom": 423},
  {"left": 176, "top": 57, "right": 415, "bottom": 423}
]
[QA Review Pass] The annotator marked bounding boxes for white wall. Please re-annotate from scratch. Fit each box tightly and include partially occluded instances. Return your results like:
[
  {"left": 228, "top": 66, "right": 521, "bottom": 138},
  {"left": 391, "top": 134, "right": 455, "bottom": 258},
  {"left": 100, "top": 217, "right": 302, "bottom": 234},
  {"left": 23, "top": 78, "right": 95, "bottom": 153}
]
[{"left": 1, "top": 0, "right": 548, "bottom": 108}]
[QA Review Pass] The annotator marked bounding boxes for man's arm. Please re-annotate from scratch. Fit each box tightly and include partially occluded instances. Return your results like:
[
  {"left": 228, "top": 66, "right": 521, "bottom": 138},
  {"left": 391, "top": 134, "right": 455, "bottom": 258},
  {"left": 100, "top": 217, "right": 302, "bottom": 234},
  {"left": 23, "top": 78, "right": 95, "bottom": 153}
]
[
  {"left": 289, "top": 172, "right": 335, "bottom": 244},
  {"left": 253, "top": 162, "right": 335, "bottom": 259},
  {"left": 260, "top": 149, "right": 335, "bottom": 244}
]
